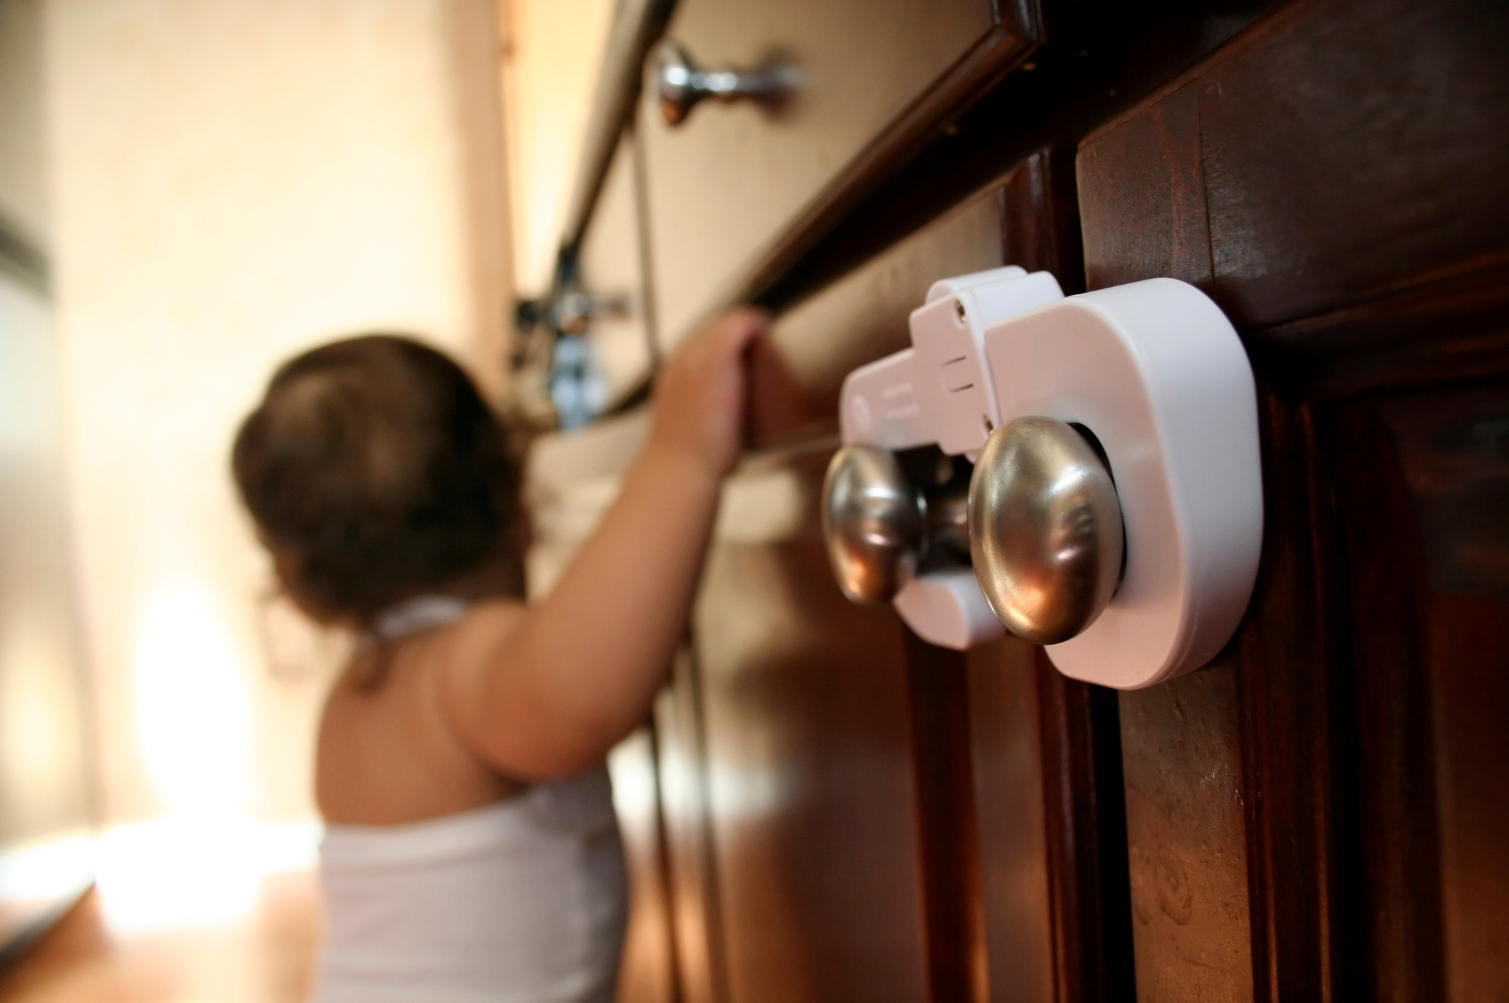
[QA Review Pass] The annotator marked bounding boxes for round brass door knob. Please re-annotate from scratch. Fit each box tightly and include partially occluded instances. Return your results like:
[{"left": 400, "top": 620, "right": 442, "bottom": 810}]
[
  {"left": 821, "top": 444, "right": 925, "bottom": 603},
  {"left": 969, "top": 416, "right": 1124, "bottom": 645}
]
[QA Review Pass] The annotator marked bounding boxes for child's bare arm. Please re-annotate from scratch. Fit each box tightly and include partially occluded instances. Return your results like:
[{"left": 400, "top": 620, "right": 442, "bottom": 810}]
[{"left": 440, "top": 309, "right": 765, "bottom": 779}]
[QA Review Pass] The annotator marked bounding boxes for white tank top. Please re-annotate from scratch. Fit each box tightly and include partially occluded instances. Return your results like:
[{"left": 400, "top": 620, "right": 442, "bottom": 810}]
[{"left": 313, "top": 597, "right": 628, "bottom": 1003}]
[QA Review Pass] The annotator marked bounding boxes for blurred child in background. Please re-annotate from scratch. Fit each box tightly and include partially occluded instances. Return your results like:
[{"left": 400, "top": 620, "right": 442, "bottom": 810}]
[{"left": 233, "top": 309, "right": 765, "bottom": 1003}]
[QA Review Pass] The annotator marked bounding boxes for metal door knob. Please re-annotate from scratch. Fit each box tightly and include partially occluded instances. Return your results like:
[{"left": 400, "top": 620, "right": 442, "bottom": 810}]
[
  {"left": 969, "top": 417, "right": 1124, "bottom": 645},
  {"left": 822, "top": 444, "right": 924, "bottom": 602},
  {"left": 654, "top": 40, "right": 797, "bottom": 126},
  {"left": 821, "top": 445, "right": 970, "bottom": 604}
]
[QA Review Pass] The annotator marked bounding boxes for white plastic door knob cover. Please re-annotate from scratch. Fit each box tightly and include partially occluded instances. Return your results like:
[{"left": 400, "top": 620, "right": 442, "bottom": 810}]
[
  {"left": 834, "top": 269, "right": 1263, "bottom": 689},
  {"left": 981, "top": 278, "right": 1263, "bottom": 688}
]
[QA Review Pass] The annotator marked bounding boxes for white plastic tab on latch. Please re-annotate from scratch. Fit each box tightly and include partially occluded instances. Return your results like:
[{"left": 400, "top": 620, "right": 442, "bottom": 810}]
[
  {"left": 907, "top": 267, "right": 1064, "bottom": 459},
  {"left": 980, "top": 278, "right": 1263, "bottom": 688},
  {"left": 893, "top": 570, "right": 1004, "bottom": 649},
  {"left": 838, "top": 349, "right": 930, "bottom": 450}
]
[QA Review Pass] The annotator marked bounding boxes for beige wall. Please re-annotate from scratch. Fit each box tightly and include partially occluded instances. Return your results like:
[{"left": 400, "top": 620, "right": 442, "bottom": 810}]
[
  {"left": 46, "top": 0, "right": 509, "bottom": 827},
  {"left": 0, "top": 0, "right": 96, "bottom": 938},
  {"left": 499, "top": 0, "right": 616, "bottom": 294}
]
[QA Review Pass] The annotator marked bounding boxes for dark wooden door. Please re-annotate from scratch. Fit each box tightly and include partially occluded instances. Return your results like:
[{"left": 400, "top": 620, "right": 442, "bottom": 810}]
[
  {"left": 600, "top": 0, "right": 1509, "bottom": 1000},
  {"left": 1075, "top": 0, "right": 1509, "bottom": 998}
]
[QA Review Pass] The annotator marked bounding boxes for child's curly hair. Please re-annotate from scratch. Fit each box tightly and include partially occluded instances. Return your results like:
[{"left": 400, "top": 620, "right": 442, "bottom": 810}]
[{"left": 233, "top": 335, "right": 524, "bottom": 629}]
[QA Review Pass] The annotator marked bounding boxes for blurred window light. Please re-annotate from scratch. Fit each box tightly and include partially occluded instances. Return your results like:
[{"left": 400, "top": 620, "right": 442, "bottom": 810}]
[
  {"left": 95, "top": 815, "right": 320, "bottom": 934},
  {"left": 133, "top": 585, "right": 251, "bottom": 816},
  {"left": 0, "top": 831, "right": 93, "bottom": 911}
]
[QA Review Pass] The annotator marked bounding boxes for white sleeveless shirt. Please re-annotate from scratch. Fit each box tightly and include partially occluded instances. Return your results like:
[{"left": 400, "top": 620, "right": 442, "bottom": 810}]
[{"left": 314, "top": 597, "right": 628, "bottom": 1003}]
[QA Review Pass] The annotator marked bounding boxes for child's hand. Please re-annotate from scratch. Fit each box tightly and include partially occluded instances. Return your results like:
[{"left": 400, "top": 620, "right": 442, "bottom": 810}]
[
  {"left": 445, "top": 307, "right": 766, "bottom": 780},
  {"left": 648, "top": 307, "right": 766, "bottom": 477}
]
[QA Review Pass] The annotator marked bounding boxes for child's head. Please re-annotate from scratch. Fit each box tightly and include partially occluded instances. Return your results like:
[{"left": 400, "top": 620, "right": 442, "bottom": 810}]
[{"left": 233, "top": 335, "right": 523, "bottom": 627}]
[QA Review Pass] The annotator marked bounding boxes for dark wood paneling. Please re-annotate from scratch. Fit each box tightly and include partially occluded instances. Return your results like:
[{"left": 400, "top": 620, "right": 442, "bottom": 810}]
[
  {"left": 1233, "top": 390, "right": 1357, "bottom": 1003},
  {"left": 1337, "top": 385, "right": 1509, "bottom": 1002},
  {"left": 907, "top": 637, "right": 990, "bottom": 1003},
  {"left": 563, "top": 0, "right": 1509, "bottom": 998},
  {"left": 1249, "top": 255, "right": 1509, "bottom": 401},
  {"left": 1000, "top": 145, "right": 1085, "bottom": 296},
  {"left": 692, "top": 446, "right": 930, "bottom": 1003},
  {"left": 1036, "top": 662, "right": 1134, "bottom": 1003},
  {"left": 655, "top": 650, "right": 727, "bottom": 1003},
  {"left": 1079, "top": 0, "right": 1509, "bottom": 379},
  {"left": 1077, "top": 81, "right": 1210, "bottom": 290},
  {"left": 966, "top": 638, "right": 1053, "bottom": 1003},
  {"left": 1119, "top": 665, "right": 1253, "bottom": 1003},
  {"left": 1427, "top": 586, "right": 1509, "bottom": 1001},
  {"left": 687, "top": 166, "right": 1046, "bottom": 1003},
  {"left": 611, "top": 725, "right": 681, "bottom": 1003},
  {"left": 1194, "top": 1, "right": 1509, "bottom": 332},
  {"left": 1331, "top": 401, "right": 1445, "bottom": 1003},
  {"left": 1078, "top": 4, "right": 1509, "bottom": 1001}
]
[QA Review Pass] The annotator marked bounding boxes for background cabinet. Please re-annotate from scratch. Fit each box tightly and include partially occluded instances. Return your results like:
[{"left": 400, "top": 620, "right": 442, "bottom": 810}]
[{"left": 638, "top": 0, "right": 1033, "bottom": 348}]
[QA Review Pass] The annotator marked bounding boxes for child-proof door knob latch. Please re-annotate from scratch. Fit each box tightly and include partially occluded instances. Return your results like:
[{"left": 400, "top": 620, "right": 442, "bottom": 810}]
[{"left": 822, "top": 267, "right": 1263, "bottom": 690}]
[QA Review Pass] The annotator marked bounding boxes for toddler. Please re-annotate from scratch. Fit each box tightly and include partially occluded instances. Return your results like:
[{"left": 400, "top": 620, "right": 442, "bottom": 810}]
[{"left": 232, "top": 310, "right": 765, "bottom": 1002}]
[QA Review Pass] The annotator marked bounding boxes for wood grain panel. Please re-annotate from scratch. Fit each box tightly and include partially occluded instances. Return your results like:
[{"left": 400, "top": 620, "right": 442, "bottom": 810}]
[
  {"left": 1333, "top": 399, "right": 1444, "bottom": 1003},
  {"left": 655, "top": 650, "right": 726, "bottom": 1003},
  {"left": 693, "top": 445, "right": 929, "bottom": 1003},
  {"left": 1078, "top": 5, "right": 1509, "bottom": 1000},
  {"left": 1079, "top": 0, "right": 1509, "bottom": 355},
  {"left": 670, "top": 162, "right": 1038, "bottom": 1003},
  {"left": 1000, "top": 145, "right": 1085, "bottom": 296},
  {"left": 966, "top": 638, "right": 1052, "bottom": 1003},
  {"left": 1247, "top": 255, "right": 1509, "bottom": 401},
  {"left": 610, "top": 726, "right": 679, "bottom": 1003},
  {"left": 1428, "top": 590, "right": 1509, "bottom": 1002},
  {"left": 1119, "top": 666, "right": 1253, "bottom": 1003},
  {"left": 1076, "top": 82, "right": 1210, "bottom": 291},
  {"left": 1035, "top": 661, "right": 1134, "bottom": 1003},
  {"left": 908, "top": 636, "right": 990, "bottom": 1003},
  {"left": 1233, "top": 391, "right": 1355, "bottom": 1003},
  {"left": 1337, "top": 385, "right": 1509, "bottom": 1002},
  {"left": 1194, "top": 0, "right": 1509, "bottom": 332}
]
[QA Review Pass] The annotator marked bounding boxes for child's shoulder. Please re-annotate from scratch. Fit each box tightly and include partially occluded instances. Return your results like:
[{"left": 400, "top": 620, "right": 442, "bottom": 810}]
[
  {"left": 461, "top": 595, "right": 528, "bottom": 624},
  {"left": 440, "top": 596, "right": 530, "bottom": 666}
]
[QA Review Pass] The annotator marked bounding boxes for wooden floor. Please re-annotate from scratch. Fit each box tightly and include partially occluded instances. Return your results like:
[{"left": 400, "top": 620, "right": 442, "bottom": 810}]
[{"left": 0, "top": 873, "right": 319, "bottom": 1003}]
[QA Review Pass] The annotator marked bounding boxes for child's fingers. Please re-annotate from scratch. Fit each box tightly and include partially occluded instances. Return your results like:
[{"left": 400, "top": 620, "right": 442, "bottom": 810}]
[
  {"left": 724, "top": 307, "right": 768, "bottom": 349},
  {"left": 702, "top": 307, "right": 767, "bottom": 361},
  {"left": 660, "top": 308, "right": 765, "bottom": 399}
]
